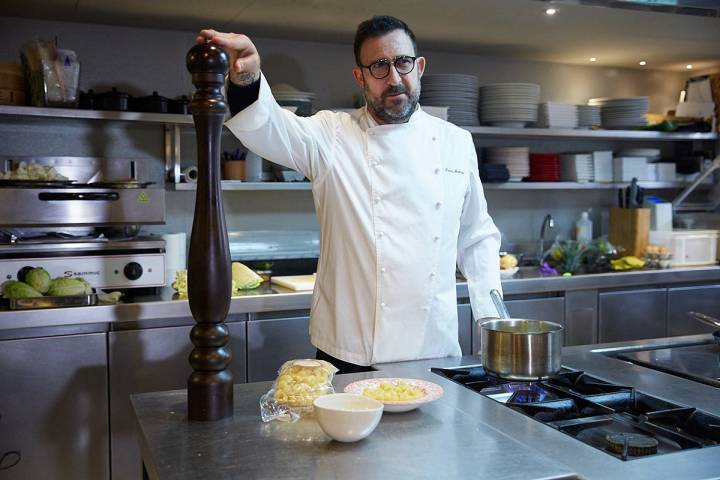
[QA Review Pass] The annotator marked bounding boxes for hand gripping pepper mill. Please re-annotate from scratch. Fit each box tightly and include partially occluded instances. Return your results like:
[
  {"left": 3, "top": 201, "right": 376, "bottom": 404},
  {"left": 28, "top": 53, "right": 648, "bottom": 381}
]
[{"left": 185, "top": 41, "right": 233, "bottom": 421}]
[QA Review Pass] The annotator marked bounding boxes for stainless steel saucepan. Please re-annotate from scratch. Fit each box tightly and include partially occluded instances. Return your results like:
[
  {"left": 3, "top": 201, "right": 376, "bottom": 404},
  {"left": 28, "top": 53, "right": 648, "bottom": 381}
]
[{"left": 480, "top": 290, "right": 563, "bottom": 381}]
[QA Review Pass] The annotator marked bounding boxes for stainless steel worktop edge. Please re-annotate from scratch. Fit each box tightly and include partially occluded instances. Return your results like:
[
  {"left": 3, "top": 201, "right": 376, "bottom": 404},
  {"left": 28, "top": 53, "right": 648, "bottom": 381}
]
[{"left": 2, "top": 265, "right": 720, "bottom": 331}]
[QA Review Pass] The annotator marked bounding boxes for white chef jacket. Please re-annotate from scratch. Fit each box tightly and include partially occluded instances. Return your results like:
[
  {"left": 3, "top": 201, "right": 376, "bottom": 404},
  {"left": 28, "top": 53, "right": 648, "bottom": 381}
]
[{"left": 226, "top": 74, "right": 502, "bottom": 365}]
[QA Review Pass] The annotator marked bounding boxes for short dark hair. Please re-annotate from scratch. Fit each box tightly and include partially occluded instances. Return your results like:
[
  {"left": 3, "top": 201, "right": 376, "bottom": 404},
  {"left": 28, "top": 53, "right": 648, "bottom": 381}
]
[{"left": 353, "top": 16, "right": 418, "bottom": 66}]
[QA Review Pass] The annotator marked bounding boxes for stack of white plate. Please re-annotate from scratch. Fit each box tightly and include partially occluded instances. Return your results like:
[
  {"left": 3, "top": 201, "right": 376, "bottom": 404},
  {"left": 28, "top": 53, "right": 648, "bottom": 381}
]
[
  {"left": 587, "top": 97, "right": 649, "bottom": 130},
  {"left": 271, "top": 83, "right": 316, "bottom": 116},
  {"left": 577, "top": 105, "right": 601, "bottom": 129},
  {"left": 479, "top": 83, "right": 540, "bottom": 128},
  {"left": 420, "top": 74, "right": 479, "bottom": 126},
  {"left": 484, "top": 147, "right": 529, "bottom": 181},
  {"left": 618, "top": 148, "right": 661, "bottom": 162},
  {"left": 560, "top": 154, "right": 594, "bottom": 182},
  {"left": 536, "top": 102, "right": 578, "bottom": 128}
]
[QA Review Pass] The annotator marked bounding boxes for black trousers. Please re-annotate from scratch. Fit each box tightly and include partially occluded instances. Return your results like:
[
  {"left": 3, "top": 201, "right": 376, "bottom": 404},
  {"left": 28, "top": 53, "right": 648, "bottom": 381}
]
[{"left": 316, "top": 349, "right": 374, "bottom": 375}]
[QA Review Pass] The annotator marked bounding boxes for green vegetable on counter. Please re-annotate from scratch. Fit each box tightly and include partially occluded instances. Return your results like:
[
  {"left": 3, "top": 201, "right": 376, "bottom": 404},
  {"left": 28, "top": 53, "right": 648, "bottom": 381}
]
[
  {"left": 172, "top": 262, "right": 263, "bottom": 300},
  {"left": 46, "top": 277, "right": 92, "bottom": 297},
  {"left": 25, "top": 267, "right": 52, "bottom": 294},
  {"left": 1, "top": 280, "right": 43, "bottom": 299},
  {"left": 232, "top": 262, "right": 263, "bottom": 291}
]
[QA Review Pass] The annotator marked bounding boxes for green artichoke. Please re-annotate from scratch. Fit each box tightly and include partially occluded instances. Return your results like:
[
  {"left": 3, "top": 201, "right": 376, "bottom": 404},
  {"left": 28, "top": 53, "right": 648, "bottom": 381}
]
[
  {"left": 2, "top": 280, "right": 43, "bottom": 299},
  {"left": 25, "top": 267, "right": 51, "bottom": 294}
]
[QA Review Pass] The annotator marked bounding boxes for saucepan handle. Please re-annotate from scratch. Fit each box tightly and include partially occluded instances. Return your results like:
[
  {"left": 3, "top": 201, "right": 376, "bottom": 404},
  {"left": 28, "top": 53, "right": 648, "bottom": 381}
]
[{"left": 489, "top": 289, "right": 510, "bottom": 319}]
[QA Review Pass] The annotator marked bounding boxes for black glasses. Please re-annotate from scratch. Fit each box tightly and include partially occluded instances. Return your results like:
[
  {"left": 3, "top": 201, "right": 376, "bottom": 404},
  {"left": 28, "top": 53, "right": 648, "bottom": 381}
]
[{"left": 359, "top": 56, "right": 417, "bottom": 80}]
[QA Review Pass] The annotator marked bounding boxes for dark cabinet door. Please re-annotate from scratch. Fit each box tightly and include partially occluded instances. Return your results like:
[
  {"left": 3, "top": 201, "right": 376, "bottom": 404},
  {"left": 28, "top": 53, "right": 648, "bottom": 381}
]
[
  {"left": 599, "top": 288, "right": 666, "bottom": 343},
  {"left": 667, "top": 285, "right": 720, "bottom": 336},
  {"left": 0, "top": 334, "right": 109, "bottom": 480},
  {"left": 457, "top": 303, "right": 472, "bottom": 355},
  {"left": 247, "top": 312, "right": 315, "bottom": 382},
  {"left": 108, "top": 321, "right": 246, "bottom": 480}
]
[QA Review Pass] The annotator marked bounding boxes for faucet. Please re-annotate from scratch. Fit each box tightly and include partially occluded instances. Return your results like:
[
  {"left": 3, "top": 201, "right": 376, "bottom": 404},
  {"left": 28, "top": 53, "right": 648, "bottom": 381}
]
[{"left": 538, "top": 214, "right": 555, "bottom": 261}]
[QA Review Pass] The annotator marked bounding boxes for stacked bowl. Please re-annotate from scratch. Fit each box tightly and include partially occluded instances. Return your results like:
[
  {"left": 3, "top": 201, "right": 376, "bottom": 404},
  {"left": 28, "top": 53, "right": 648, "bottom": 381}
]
[
  {"left": 479, "top": 83, "right": 540, "bottom": 128},
  {"left": 528, "top": 153, "right": 561, "bottom": 182},
  {"left": 420, "top": 74, "right": 480, "bottom": 126},
  {"left": 484, "top": 147, "right": 530, "bottom": 181},
  {"left": 577, "top": 105, "right": 601, "bottom": 129},
  {"left": 587, "top": 97, "right": 649, "bottom": 130},
  {"left": 536, "top": 102, "right": 578, "bottom": 129},
  {"left": 271, "top": 83, "right": 316, "bottom": 117}
]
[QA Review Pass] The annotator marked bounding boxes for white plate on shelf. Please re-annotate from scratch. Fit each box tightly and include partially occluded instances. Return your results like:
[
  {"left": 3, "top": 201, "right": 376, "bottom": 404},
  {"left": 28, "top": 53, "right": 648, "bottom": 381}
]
[
  {"left": 500, "top": 267, "right": 519, "bottom": 278},
  {"left": 344, "top": 378, "right": 444, "bottom": 413}
]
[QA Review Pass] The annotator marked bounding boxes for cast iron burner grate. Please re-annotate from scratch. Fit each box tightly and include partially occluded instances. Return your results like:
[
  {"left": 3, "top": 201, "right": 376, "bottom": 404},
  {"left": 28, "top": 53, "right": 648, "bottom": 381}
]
[{"left": 431, "top": 365, "right": 720, "bottom": 461}]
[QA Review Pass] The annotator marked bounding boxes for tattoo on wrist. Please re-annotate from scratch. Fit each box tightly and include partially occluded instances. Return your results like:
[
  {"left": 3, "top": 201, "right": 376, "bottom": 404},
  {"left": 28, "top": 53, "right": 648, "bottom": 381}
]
[{"left": 231, "top": 70, "right": 260, "bottom": 87}]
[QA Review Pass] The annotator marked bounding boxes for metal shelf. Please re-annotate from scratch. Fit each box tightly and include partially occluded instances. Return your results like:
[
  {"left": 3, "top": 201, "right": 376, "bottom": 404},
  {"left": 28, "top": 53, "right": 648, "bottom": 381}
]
[
  {"left": 0, "top": 105, "right": 194, "bottom": 124},
  {"left": 462, "top": 125, "right": 717, "bottom": 141},
  {"left": 172, "top": 181, "right": 312, "bottom": 191},
  {"left": 483, "top": 181, "right": 708, "bottom": 190}
]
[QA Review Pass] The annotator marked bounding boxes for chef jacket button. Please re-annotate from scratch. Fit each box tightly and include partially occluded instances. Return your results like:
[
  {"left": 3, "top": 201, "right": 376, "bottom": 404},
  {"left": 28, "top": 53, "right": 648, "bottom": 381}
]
[
  {"left": 377, "top": 232, "right": 384, "bottom": 238},
  {"left": 422, "top": 306, "right": 430, "bottom": 311},
  {"left": 434, "top": 235, "right": 440, "bottom": 242},
  {"left": 430, "top": 272, "right": 436, "bottom": 278},
  {"left": 435, "top": 201, "right": 442, "bottom": 208},
  {"left": 374, "top": 196, "right": 381, "bottom": 203},
  {"left": 432, "top": 137, "right": 436, "bottom": 141},
  {"left": 380, "top": 267, "right": 386, "bottom": 273},
  {"left": 380, "top": 302, "right": 386, "bottom": 308},
  {"left": 434, "top": 168, "right": 440, "bottom": 174}
]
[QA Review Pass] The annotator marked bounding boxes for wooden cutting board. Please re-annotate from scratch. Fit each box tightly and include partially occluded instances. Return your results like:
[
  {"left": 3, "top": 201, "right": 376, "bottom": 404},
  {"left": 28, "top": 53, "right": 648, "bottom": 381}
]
[{"left": 271, "top": 274, "right": 316, "bottom": 291}]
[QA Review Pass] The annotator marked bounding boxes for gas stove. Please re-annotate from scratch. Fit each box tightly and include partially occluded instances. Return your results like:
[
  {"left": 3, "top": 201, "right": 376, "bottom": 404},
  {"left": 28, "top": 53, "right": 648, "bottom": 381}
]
[{"left": 432, "top": 365, "right": 720, "bottom": 461}]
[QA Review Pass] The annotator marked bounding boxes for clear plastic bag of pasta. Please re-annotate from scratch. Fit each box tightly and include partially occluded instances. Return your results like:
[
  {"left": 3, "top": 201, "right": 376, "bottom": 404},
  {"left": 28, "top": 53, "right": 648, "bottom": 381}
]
[{"left": 259, "top": 359, "right": 338, "bottom": 423}]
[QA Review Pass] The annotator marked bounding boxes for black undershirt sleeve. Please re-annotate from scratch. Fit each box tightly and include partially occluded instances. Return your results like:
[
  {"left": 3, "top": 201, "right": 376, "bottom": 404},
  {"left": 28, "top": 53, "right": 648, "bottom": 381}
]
[{"left": 227, "top": 78, "right": 261, "bottom": 116}]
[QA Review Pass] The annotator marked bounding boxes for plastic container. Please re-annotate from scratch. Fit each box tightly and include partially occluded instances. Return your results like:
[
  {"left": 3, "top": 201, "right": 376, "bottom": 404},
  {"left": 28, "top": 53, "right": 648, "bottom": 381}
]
[
  {"left": 575, "top": 211, "right": 593, "bottom": 244},
  {"left": 649, "top": 229, "right": 720, "bottom": 267}
]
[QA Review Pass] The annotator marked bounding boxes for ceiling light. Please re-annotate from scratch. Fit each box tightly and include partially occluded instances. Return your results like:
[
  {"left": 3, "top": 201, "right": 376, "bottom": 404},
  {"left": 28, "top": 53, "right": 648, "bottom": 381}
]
[
  {"left": 545, "top": 8, "right": 558, "bottom": 15},
  {"left": 686, "top": 64, "right": 693, "bottom": 70},
  {"left": 639, "top": 60, "right": 647, "bottom": 66},
  {"left": 589, "top": 57, "right": 597, "bottom": 62}
]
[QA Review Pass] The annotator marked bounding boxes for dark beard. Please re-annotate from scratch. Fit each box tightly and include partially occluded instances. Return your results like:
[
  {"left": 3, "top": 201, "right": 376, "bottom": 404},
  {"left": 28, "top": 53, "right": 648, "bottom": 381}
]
[{"left": 365, "top": 84, "right": 420, "bottom": 124}]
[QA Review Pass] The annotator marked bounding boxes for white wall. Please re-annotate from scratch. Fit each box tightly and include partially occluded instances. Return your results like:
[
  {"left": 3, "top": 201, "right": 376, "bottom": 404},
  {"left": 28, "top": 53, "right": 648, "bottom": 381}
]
[{"left": 0, "top": 15, "right": 698, "bottom": 251}]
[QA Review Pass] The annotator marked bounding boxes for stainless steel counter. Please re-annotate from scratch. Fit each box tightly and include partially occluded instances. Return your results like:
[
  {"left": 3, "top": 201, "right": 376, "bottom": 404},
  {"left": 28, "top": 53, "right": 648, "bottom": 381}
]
[
  {"left": 2, "top": 265, "right": 720, "bottom": 332},
  {"left": 131, "top": 335, "right": 720, "bottom": 480}
]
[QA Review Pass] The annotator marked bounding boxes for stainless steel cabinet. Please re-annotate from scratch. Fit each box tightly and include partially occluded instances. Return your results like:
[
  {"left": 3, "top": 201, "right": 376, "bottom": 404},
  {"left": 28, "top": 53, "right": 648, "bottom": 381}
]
[
  {"left": 457, "top": 303, "right": 472, "bottom": 355},
  {"left": 0, "top": 333, "right": 109, "bottom": 480},
  {"left": 247, "top": 311, "right": 315, "bottom": 382},
  {"left": 598, "top": 288, "right": 667, "bottom": 343},
  {"left": 565, "top": 289, "right": 598, "bottom": 346},
  {"left": 472, "top": 297, "right": 565, "bottom": 354},
  {"left": 667, "top": 285, "right": 720, "bottom": 336},
  {"left": 108, "top": 320, "right": 247, "bottom": 480}
]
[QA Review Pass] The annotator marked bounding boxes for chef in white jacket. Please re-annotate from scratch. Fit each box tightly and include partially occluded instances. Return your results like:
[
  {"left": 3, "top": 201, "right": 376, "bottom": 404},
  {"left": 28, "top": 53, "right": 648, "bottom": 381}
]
[{"left": 198, "top": 16, "right": 502, "bottom": 373}]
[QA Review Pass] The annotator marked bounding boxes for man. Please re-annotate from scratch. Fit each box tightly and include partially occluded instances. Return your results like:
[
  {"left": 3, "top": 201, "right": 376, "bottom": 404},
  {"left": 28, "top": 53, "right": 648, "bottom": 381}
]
[{"left": 197, "top": 16, "right": 502, "bottom": 373}]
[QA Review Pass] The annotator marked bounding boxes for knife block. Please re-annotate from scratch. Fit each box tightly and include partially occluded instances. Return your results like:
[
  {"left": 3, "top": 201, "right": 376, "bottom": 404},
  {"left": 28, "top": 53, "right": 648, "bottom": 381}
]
[{"left": 609, "top": 207, "right": 650, "bottom": 257}]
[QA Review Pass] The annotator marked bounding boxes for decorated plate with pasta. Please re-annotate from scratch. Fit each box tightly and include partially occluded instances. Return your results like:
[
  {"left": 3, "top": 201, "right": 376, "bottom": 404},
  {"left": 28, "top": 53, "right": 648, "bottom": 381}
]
[{"left": 344, "top": 378, "right": 444, "bottom": 412}]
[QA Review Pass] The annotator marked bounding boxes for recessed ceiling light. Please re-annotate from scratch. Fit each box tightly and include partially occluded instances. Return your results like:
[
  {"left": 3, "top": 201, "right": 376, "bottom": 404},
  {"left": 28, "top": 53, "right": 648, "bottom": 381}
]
[
  {"left": 639, "top": 60, "right": 647, "bottom": 66},
  {"left": 686, "top": 64, "right": 693, "bottom": 70},
  {"left": 589, "top": 57, "right": 597, "bottom": 62},
  {"left": 545, "top": 8, "right": 558, "bottom": 15}
]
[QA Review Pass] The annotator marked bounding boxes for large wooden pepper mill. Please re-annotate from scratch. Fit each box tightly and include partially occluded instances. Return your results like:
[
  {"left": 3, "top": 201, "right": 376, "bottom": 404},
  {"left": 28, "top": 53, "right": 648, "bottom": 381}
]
[{"left": 185, "top": 41, "right": 233, "bottom": 421}]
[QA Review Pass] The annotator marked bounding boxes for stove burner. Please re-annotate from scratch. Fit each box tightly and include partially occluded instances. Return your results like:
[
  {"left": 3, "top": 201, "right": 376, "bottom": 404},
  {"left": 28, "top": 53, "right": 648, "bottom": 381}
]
[
  {"left": 503, "top": 382, "right": 557, "bottom": 403},
  {"left": 430, "top": 365, "right": 720, "bottom": 461},
  {"left": 606, "top": 433, "right": 659, "bottom": 457}
]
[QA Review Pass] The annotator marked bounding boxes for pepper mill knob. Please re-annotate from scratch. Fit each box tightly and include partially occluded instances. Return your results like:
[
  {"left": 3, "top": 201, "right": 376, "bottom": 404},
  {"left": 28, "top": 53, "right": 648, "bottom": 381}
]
[{"left": 186, "top": 41, "right": 229, "bottom": 77}]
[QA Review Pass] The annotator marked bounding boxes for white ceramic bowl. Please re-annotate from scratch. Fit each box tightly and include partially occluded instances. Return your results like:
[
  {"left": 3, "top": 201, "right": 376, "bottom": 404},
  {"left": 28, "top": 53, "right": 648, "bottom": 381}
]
[{"left": 313, "top": 393, "right": 383, "bottom": 442}]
